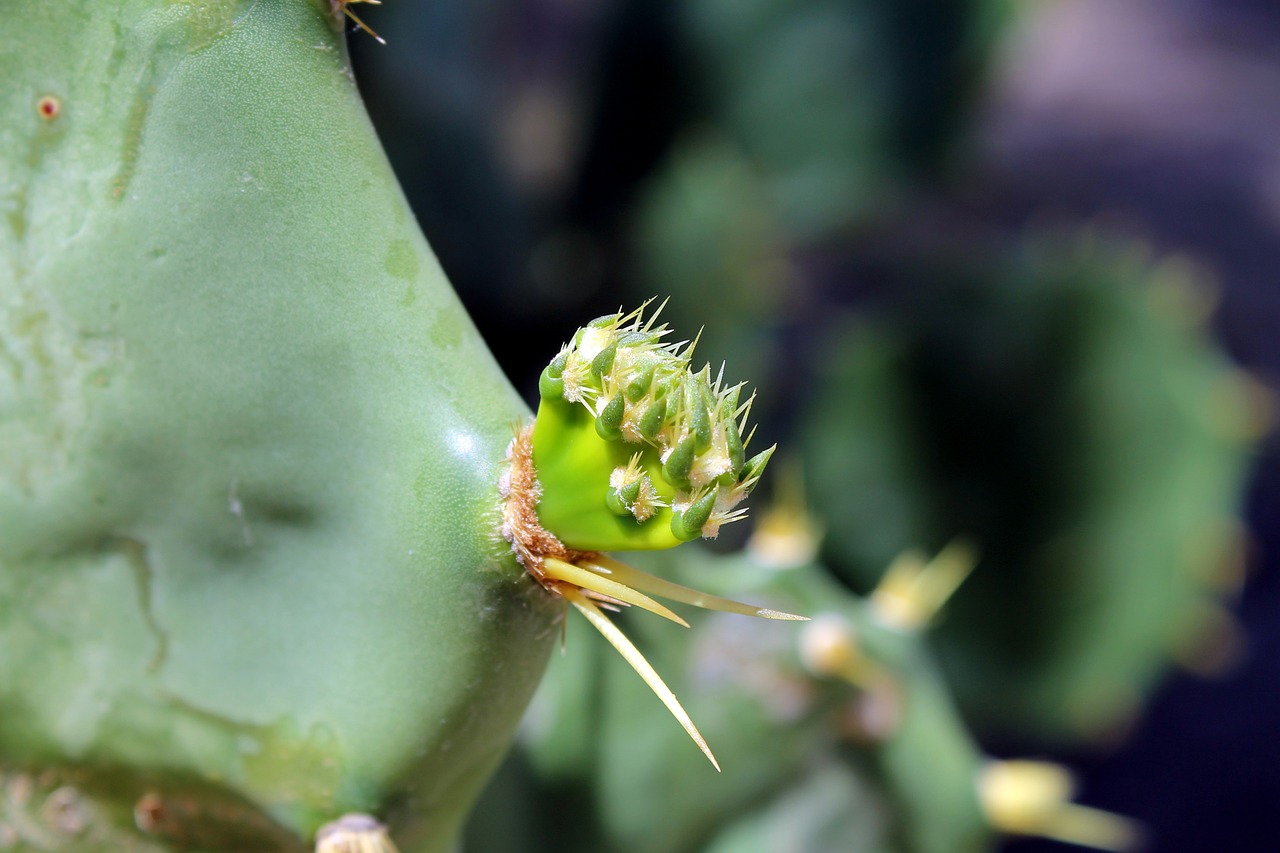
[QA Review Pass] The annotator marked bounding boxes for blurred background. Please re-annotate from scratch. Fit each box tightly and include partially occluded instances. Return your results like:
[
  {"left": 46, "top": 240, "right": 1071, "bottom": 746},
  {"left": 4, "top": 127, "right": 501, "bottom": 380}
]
[{"left": 347, "top": 1, "right": 1279, "bottom": 850}]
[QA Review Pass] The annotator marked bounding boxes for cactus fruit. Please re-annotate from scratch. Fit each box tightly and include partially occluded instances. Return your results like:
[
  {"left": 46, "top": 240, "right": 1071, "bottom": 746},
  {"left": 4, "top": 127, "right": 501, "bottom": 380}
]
[{"left": 1, "top": 1, "right": 559, "bottom": 850}]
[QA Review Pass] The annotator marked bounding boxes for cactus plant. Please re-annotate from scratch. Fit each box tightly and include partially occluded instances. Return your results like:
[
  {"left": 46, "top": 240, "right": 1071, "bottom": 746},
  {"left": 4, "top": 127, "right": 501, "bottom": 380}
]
[
  {"left": 1, "top": 1, "right": 559, "bottom": 850},
  {"left": 2, "top": 4, "right": 808, "bottom": 847},
  {"left": 6, "top": 2, "right": 1266, "bottom": 851}
]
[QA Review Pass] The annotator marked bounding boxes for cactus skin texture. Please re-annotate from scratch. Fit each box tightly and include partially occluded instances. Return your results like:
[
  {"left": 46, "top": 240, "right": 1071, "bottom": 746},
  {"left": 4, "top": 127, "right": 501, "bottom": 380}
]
[{"left": 0, "top": 1, "right": 559, "bottom": 850}]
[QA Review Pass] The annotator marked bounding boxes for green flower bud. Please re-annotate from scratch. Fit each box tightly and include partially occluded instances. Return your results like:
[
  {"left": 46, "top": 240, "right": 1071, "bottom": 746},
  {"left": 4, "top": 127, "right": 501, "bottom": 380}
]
[{"left": 527, "top": 301, "right": 774, "bottom": 551}]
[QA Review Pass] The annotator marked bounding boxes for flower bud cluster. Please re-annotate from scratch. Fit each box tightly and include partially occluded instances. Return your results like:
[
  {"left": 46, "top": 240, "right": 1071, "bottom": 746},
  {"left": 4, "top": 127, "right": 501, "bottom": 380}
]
[{"left": 533, "top": 302, "right": 773, "bottom": 550}]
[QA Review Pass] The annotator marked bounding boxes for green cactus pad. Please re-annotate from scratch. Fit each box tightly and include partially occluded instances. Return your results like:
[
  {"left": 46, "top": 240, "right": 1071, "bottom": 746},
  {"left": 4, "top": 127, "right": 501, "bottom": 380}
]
[{"left": 1, "top": 1, "right": 558, "bottom": 850}]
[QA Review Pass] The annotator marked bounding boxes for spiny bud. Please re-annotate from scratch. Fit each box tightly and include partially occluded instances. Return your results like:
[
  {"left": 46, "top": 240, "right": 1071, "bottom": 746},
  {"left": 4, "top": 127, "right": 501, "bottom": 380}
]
[
  {"left": 502, "top": 304, "right": 802, "bottom": 772},
  {"left": 672, "top": 486, "right": 719, "bottom": 542},
  {"left": 639, "top": 397, "right": 667, "bottom": 442},
  {"left": 662, "top": 435, "right": 697, "bottom": 491},
  {"left": 528, "top": 300, "right": 775, "bottom": 551},
  {"left": 596, "top": 393, "right": 625, "bottom": 441}
]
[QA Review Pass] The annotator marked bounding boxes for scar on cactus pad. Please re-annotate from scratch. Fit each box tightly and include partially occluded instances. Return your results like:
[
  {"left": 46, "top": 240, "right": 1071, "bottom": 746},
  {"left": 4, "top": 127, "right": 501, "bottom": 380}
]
[{"left": 502, "top": 302, "right": 806, "bottom": 769}]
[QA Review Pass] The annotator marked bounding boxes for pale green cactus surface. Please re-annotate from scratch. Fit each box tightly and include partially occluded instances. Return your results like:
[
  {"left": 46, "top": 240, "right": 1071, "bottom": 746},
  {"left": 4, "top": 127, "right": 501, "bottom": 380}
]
[{"left": 1, "top": 1, "right": 560, "bottom": 850}]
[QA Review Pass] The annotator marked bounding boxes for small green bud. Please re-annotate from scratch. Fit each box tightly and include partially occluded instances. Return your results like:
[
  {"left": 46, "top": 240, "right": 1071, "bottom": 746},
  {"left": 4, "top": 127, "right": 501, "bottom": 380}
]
[
  {"left": 596, "top": 393, "right": 625, "bottom": 441},
  {"left": 652, "top": 375, "right": 677, "bottom": 398},
  {"left": 740, "top": 445, "right": 775, "bottom": 484},
  {"left": 627, "top": 363, "right": 658, "bottom": 401},
  {"left": 725, "top": 414, "right": 745, "bottom": 471},
  {"left": 539, "top": 366, "right": 565, "bottom": 400},
  {"left": 721, "top": 384, "right": 741, "bottom": 416},
  {"left": 605, "top": 456, "right": 651, "bottom": 520},
  {"left": 662, "top": 435, "right": 696, "bottom": 490},
  {"left": 690, "top": 385, "right": 713, "bottom": 454},
  {"left": 538, "top": 349, "right": 570, "bottom": 399},
  {"left": 639, "top": 397, "right": 667, "bottom": 441},
  {"left": 591, "top": 343, "right": 616, "bottom": 378},
  {"left": 618, "top": 329, "right": 660, "bottom": 347},
  {"left": 605, "top": 485, "right": 632, "bottom": 517},
  {"left": 672, "top": 486, "right": 718, "bottom": 541}
]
